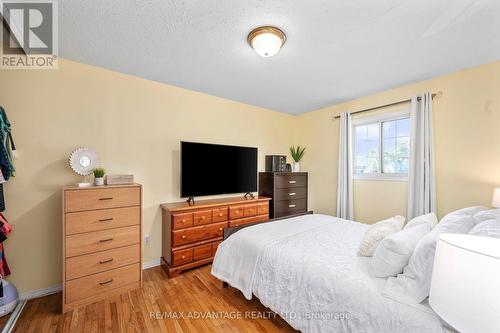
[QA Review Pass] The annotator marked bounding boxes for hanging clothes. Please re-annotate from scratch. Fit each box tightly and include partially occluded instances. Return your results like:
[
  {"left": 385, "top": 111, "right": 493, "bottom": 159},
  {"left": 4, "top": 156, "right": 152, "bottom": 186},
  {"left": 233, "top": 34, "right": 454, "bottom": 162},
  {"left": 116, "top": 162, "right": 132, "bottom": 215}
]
[{"left": 0, "top": 106, "right": 15, "bottom": 181}]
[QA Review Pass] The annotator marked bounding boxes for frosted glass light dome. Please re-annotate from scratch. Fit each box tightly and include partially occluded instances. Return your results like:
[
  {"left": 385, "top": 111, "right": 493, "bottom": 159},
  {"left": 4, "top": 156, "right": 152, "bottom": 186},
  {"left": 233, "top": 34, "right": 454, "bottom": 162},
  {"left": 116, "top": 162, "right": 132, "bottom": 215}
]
[{"left": 248, "top": 26, "right": 286, "bottom": 58}]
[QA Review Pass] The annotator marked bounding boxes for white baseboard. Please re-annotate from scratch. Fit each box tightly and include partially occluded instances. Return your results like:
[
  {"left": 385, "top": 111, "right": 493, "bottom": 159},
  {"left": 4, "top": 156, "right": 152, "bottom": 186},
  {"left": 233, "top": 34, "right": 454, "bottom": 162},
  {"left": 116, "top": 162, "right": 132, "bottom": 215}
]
[
  {"left": 142, "top": 258, "right": 161, "bottom": 270},
  {"left": 17, "top": 260, "right": 160, "bottom": 301},
  {"left": 19, "top": 284, "right": 62, "bottom": 301}
]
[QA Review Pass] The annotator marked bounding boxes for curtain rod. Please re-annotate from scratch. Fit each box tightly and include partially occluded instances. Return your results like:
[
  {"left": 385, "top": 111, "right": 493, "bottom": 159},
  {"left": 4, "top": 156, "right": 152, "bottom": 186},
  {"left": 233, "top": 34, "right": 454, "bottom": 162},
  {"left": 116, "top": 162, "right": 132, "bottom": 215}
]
[{"left": 333, "top": 91, "right": 442, "bottom": 120}]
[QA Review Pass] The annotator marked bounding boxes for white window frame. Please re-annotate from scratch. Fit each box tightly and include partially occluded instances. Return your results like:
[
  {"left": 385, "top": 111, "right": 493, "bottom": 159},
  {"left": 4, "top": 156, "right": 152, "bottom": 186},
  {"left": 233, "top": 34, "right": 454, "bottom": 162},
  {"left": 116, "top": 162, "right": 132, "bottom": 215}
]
[{"left": 352, "top": 110, "right": 410, "bottom": 181}]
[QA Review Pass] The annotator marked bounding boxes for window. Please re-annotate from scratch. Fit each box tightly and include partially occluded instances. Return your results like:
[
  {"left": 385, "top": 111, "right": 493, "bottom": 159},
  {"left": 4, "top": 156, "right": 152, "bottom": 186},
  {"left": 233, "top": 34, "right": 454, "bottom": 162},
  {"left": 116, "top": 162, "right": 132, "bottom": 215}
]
[{"left": 353, "top": 112, "right": 410, "bottom": 180}]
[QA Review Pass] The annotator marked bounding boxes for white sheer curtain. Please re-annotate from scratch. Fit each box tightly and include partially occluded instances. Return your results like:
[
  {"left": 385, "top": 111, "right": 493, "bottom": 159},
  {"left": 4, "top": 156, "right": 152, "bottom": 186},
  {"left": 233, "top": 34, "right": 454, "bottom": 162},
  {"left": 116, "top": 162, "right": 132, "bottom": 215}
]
[
  {"left": 336, "top": 112, "right": 353, "bottom": 220},
  {"left": 407, "top": 92, "right": 436, "bottom": 220}
]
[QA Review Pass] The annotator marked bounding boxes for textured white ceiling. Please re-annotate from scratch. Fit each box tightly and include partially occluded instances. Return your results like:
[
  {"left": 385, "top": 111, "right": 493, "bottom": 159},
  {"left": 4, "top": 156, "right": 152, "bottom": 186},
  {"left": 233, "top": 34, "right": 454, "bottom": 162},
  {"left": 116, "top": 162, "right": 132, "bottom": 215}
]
[{"left": 60, "top": 0, "right": 500, "bottom": 114}]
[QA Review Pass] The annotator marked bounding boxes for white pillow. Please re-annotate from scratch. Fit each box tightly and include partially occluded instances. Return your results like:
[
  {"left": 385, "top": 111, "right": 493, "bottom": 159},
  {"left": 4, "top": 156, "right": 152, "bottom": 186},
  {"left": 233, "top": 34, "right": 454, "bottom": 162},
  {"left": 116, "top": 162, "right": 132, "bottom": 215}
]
[
  {"left": 382, "top": 215, "right": 477, "bottom": 304},
  {"left": 439, "top": 206, "right": 488, "bottom": 225},
  {"left": 469, "top": 218, "right": 500, "bottom": 238},
  {"left": 473, "top": 209, "right": 500, "bottom": 223},
  {"left": 357, "top": 216, "right": 405, "bottom": 257},
  {"left": 403, "top": 213, "right": 438, "bottom": 229},
  {"left": 371, "top": 222, "right": 432, "bottom": 278}
]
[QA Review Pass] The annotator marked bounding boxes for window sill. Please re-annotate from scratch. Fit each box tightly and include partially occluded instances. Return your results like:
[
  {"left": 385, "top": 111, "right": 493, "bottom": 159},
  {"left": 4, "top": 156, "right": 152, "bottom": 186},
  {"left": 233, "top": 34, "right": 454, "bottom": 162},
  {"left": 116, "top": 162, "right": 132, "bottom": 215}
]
[{"left": 353, "top": 174, "right": 408, "bottom": 182}]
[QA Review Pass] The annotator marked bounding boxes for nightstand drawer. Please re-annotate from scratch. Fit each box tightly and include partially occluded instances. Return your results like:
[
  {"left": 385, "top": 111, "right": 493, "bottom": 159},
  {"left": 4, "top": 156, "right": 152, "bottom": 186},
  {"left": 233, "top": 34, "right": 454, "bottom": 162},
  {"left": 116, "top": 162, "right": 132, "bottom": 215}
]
[
  {"left": 65, "top": 206, "right": 140, "bottom": 235},
  {"left": 65, "top": 187, "right": 140, "bottom": 212},
  {"left": 66, "top": 244, "right": 140, "bottom": 280},
  {"left": 65, "top": 225, "right": 140, "bottom": 258},
  {"left": 243, "top": 204, "right": 257, "bottom": 217}
]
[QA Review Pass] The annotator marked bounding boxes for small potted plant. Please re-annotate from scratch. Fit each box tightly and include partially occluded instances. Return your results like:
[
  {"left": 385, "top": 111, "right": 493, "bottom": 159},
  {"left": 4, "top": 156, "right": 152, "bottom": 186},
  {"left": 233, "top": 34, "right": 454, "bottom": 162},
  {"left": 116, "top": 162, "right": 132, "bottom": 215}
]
[
  {"left": 289, "top": 145, "right": 306, "bottom": 172},
  {"left": 93, "top": 168, "right": 105, "bottom": 186}
]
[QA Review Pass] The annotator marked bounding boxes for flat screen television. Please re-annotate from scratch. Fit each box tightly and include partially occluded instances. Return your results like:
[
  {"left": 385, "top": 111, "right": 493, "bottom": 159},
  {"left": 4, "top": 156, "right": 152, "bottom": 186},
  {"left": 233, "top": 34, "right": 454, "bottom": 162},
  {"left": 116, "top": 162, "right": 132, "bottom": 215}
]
[{"left": 181, "top": 141, "right": 258, "bottom": 198}]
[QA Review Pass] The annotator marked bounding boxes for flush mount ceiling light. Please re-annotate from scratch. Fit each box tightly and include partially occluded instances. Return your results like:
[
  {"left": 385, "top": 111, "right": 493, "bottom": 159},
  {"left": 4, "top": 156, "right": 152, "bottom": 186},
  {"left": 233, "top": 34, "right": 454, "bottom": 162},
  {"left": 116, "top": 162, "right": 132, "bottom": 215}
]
[{"left": 247, "top": 26, "right": 286, "bottom": 57}]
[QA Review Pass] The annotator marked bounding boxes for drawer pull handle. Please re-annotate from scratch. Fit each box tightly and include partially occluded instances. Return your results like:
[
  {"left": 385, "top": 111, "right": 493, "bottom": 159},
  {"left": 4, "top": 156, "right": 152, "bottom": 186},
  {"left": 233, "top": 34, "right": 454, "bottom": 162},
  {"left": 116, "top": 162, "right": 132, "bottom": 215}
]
[
  {"left": 289, "top": 204, "right": 296, "bottom": 208},
  {"left": 201, "top": 216, "right": 206, "bottom": 220},
  {"left": 99, "top": 197, "right": 113, "bottom": 201},
  {"left": 262, "top": 207, "right": 266, "bottom": 210},
  {"left": 181, "top": 255, "right": 186, "bottom": 259},
  {"left": 288, "top": 180, "right": 296, "bottom": 184},
  {"left": 182, "top": 219, "right": 186, "bottom": 222},
  {"left": 235, "top": 211, "right": 239, "bottom": 214},
  {"left": 99, "top": 279, "right": 114, "bottom": 285},
  {"left": 249, "top": 209, "right": 253, "bottom": 212},
  {"left": 99, "top": 238, "right": 113, "bottom": 243},
  {"left": 289, "top": 192, "right": 296, "bottom": 196},
  {"left": 99, "top": 218, "right": 114, "bottom": 222},
  {"left": 99, "top": 258, "right": 114, "bottom": 264},
  {"left": 219, "top": 213, "right": 223, "bottom": 217},
  {"left": 181, "top": 235, "right": 187, "bottom": 239},
  {"left": 219, "top": 228, "right": 223, "bottom": 231}
]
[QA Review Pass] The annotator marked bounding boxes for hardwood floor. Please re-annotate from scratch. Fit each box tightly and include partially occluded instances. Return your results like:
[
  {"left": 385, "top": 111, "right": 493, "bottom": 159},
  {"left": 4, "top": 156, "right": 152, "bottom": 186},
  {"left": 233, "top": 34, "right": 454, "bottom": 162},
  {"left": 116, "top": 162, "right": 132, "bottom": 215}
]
[{"left": 13, "top": 265, "right": 297, "bottom": 332}]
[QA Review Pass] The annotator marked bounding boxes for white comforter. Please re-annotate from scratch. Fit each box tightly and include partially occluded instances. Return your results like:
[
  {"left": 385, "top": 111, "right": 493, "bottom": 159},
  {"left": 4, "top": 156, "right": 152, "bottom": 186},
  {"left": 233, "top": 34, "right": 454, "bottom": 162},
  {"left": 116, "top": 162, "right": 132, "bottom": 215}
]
[{"left": 211, "top": 214, "right": 444, "bottom": 333}]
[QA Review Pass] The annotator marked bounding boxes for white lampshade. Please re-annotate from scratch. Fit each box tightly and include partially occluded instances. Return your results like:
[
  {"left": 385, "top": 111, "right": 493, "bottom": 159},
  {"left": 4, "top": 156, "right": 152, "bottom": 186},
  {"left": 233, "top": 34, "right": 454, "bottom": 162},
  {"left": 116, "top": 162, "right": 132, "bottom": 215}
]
[
  {"left": 247, "top": 26, "right": 286, "bottom": 58},
  {"left": 429, "top": 233, "right": 500, "bottom": 333},
  {"left": 492, "top": 188, "right": 500, "bottom": 208}
]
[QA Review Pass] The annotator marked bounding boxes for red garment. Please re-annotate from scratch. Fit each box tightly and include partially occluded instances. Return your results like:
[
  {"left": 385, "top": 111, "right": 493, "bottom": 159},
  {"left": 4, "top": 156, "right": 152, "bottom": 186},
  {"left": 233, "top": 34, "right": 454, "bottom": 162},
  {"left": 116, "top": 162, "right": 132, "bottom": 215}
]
[{"left": 0, "top": 213, "right": 11, "bottom": 234}]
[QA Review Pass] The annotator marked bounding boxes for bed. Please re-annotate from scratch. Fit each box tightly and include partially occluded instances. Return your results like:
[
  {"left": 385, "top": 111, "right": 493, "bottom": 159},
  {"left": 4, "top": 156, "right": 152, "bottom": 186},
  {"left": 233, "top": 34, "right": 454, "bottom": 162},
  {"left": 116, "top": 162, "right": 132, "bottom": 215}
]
[{"left": 211, "top": 213, "right": 444, "bottom": 333}]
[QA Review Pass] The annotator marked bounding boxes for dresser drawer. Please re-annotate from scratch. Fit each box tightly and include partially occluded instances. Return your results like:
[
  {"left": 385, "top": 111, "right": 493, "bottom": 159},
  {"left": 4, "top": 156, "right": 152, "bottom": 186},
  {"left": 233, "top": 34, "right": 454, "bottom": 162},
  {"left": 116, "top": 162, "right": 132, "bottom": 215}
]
[
  {"left": 257, "top": 202, "right": 269, "bottom": 215},
  {"left": 229, "top": 205, "right": 244, "bottom": 220},
  {"left": 275, "top": 174, "right": 307, "bottom": 189},
  {"left": 66, "top": 263, "right": 140, "bottom": 304},
  {"left": 211, "top": 241, "right": 222, "bottom": 257},
  {"left": 212, "top": 207, "right": 228, "bottom": 222},
  {"left": 193, "top": 209, "right": 213, "bottom": 226},
  {"left": 172, "top": 222, "right": 227, "bottom": 247},
  {"left": 66, "top": 244, "right": 140, "bottom": 281},
  {"left": 275, "top": 199, "right": 307, "bottom": 214},
  {"left": 65, "top": 187, "right": 140, "bottom": 212},
  {"left": 65, "top": 225, "right": 140, "bottom": 258},
  {"left": 229, "top": 214, "right": 268, "bottom": 228},
  {"left": 193, "top": 243, "right": 212, "bottom": 261},
  {"left": 243, "top": 204, "right": 257, "bottom": 217},
  {"left": 172, "top": 248, "right": 193, "bottom": 266},
  {"left": 65, "top": 206, "right": 140, "bottom": 235},
  {"left": 275, "top": 187, "right": 307, "bottom": 201},
  {"left": 172, "top": 212, "right": 194, "bottom": 230}
]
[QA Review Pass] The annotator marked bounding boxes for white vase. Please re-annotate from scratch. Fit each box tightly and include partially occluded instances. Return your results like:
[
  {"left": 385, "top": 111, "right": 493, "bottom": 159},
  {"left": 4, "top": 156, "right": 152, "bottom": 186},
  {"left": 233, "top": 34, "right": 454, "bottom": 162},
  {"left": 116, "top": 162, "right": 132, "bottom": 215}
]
[
  {"left": 293, "top": 162, "right": 300, "bottom": 172},
  {"left": 94, "top": 177, "right": 104, "bottom": 186}
]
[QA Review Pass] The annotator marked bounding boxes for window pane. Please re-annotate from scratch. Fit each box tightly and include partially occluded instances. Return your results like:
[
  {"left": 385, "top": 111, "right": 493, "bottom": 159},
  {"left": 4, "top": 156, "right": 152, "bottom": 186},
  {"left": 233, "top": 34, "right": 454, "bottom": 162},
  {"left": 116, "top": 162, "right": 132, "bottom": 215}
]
[
  {"left": 367, "top": 123, "right": 379, "bottom": 140},
  {"left": 383, "top": 120, "right": 396, "bottom": 139},
  {"left": 383, "top": 138, "right": 396, "bottom": 173},
  {"left": 382, "top": 117, "right": 410, "bottom": 174},
  {"left": 354, "top": 123, "right": 380, "bottom": 174},
  {"left": 396, "top": 118, "right": 410, "bottom": 138},
  {"left": 395, "top": 137, "right": 409, "bottom": 173}
]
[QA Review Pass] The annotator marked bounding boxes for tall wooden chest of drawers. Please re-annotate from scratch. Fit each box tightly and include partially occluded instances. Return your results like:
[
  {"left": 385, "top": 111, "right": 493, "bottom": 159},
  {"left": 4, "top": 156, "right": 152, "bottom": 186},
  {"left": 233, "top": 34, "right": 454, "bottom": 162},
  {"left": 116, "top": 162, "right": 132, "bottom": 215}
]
[
  {"left": 62, "top": 184, "right": 142, "bottom": 313},
  {"left": 259, "top": 172, "right": 308, "bottom": 218},
  {"left": 161, "top": 196, "right": 270, "bottom": 277}
]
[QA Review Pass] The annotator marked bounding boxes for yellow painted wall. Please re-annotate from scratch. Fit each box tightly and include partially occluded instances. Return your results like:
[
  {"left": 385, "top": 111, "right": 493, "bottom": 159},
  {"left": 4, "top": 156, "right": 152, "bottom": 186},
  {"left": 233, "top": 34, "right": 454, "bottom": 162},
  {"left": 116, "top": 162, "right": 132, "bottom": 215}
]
[
  {"left": 0, "top": 59, "right": 296, "bottom": 293},
  {"left": 297, "top": 61, "right": 500, "bottom": 223}
]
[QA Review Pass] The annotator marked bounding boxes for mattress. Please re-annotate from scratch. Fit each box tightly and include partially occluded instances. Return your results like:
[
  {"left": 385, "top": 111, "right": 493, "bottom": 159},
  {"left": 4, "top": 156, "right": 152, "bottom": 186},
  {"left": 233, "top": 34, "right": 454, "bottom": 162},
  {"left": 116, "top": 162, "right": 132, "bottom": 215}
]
[{"left": 211, "top": 213, "right": 444, "bottom": 333}]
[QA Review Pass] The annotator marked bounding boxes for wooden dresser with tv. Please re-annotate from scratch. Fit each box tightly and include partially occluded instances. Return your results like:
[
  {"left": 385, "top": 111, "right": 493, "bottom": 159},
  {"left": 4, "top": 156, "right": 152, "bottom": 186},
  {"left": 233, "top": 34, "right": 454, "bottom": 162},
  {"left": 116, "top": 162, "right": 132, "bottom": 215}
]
[
  {"left": 258, "top": 172, "right": 308, "bottom": 218},
  {"left": 161, "top": 196, "right": 270, "bottom": 277}
]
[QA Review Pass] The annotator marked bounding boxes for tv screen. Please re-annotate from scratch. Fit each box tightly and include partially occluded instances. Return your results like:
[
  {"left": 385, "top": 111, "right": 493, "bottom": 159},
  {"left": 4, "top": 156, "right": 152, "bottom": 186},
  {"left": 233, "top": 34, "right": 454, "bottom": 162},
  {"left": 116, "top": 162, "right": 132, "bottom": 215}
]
[{"left": 181, "top": 141, "right": 258, "bottom": 198}]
